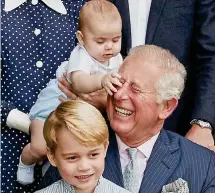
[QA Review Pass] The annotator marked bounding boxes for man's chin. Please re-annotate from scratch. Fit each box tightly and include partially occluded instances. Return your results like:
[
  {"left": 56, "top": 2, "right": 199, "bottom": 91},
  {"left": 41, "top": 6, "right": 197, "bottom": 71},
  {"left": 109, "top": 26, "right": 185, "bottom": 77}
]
[{"left": 111, "top": 122, "right": 131, "bottom": 135}]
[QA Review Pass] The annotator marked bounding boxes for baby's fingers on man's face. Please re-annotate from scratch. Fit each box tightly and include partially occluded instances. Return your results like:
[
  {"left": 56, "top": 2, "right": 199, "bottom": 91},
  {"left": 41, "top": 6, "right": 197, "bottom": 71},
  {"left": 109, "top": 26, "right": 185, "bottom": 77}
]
[
  {"left": 105, "top": 81, "right": 117, "bottom": 93},
  {"left": 111, "top": 77, "right": 122, "bottom": 87},
  {"left": 111, "top": 72, "right": 121, "bottom": 79},
  {"left": 105, "top": 86, "right": 113, "bottom": 96}
]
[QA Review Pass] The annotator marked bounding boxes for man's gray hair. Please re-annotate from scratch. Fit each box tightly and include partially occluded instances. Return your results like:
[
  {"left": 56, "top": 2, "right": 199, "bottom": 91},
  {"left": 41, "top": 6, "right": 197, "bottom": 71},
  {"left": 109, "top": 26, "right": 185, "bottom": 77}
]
[{"left": 128, "top": 45, "right": 187, "bottom": 103}]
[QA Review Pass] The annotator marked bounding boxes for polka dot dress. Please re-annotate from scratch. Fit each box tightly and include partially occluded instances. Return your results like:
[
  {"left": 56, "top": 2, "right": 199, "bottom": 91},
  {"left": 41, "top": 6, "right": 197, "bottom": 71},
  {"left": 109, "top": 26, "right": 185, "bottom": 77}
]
[{"left": 1, "top": 0, "right": 86, "bottom": 192}]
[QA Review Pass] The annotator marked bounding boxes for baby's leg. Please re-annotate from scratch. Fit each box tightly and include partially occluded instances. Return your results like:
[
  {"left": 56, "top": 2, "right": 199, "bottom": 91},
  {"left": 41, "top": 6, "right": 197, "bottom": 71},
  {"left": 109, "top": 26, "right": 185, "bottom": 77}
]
[
  {"left": 22, "top": 119, "right": 47, "bottom": 164},
  {"left": 17, "top": 119, "right": 46, "bottom": 185}
]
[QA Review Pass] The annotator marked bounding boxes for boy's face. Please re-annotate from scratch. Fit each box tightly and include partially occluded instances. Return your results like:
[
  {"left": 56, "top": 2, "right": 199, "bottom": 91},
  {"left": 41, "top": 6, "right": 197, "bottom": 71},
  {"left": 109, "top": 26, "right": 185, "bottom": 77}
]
[
  {"left": 48, "top": 128, "right": 108, "bottom": 192},
  {"left": 79, "top": 19, "right": 122, "bottom": 64}
]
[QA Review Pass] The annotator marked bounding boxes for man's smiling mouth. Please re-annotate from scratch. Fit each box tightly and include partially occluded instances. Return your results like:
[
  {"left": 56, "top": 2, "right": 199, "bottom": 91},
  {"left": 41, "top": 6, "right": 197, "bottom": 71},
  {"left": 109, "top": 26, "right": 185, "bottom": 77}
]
[{"left": 115, "top": 106, "right": 133, "bottom": 116}]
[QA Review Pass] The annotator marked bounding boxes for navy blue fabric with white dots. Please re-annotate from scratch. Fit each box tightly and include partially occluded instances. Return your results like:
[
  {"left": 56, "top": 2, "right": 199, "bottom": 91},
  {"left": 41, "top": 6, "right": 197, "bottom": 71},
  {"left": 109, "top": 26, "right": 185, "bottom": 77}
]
[{"left": 1, "top": 0, "right": 86, "bottom": 192}]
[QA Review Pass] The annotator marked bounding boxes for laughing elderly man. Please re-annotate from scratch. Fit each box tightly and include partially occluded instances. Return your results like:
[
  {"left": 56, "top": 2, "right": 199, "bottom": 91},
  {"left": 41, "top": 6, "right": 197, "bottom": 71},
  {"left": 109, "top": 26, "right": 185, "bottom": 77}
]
[{"left": 39, "top": 45, "right": 215, "bottom": 193}]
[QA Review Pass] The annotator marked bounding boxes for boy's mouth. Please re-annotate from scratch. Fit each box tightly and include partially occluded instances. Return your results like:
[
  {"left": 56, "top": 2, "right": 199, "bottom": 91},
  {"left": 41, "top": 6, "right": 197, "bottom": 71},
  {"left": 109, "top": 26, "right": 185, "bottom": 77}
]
[{"left": 75, "top": 174, "right": 94, "bottom": 181}]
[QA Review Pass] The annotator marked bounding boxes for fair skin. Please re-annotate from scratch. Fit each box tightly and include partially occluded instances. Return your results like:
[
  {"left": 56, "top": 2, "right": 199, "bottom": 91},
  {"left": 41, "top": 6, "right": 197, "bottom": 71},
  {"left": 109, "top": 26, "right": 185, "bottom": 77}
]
[
  {"left": 20, "top": 14, "right": 122, "bottom": 166},
  {"left": 59, "top": 73, "right": 107, "bottom": 111},
  {"left": 71, "top": 18, "right": 122, "bottom": 96},
  {"left": 59, "top": 70, "right": 215, "bottom": 149},
  {"left": 185, "top": 125, "right": 214, "bottom": 148},
  {"left": 106, "top": 56, "right": 178, "bottom": 146},
  {"left": 48, "top": 127, "right": 108, "bottom": 193},
  {"left": 21, "top": 119, "right": 47, "bottom": 165}
]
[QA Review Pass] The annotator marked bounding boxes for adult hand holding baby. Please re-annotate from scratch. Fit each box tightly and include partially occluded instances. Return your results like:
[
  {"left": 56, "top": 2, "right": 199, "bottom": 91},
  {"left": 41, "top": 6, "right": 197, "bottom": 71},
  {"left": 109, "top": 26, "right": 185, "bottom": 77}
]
[{"left": 58, "top": 72, "right": 107, "bottom": 111}]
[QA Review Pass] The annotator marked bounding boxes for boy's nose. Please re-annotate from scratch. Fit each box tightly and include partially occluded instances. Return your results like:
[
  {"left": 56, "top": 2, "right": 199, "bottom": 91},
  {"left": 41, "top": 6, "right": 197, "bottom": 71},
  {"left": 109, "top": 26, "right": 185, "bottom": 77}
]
[{"left": 77, "top": 159, "right": 90, "bottom": 171}]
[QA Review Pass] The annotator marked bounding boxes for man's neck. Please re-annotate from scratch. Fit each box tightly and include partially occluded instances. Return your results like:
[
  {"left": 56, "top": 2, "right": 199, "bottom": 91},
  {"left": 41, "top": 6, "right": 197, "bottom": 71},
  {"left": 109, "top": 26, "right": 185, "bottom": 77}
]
[
  {"left": 118, "top": 128, "right": 161, "bottom": 147},
  {"left": 118, "top": 122, "right": 163, "bottom": 147},
  {"left": 119, "top": 135, "right": 153, "bottom": 147}
]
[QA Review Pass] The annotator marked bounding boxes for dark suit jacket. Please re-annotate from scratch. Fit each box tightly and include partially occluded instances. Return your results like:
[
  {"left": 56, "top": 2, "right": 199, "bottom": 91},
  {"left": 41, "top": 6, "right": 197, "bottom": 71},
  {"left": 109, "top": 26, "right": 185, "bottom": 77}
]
[
  {"left": 104, "top": 129, "right": 215, "bottom": 193},
  {"left": 109, "top": 0, "right": 215, "bottom": 135},
  {"left": 39, "top": 129, "right": 215, "bottom": 193}
]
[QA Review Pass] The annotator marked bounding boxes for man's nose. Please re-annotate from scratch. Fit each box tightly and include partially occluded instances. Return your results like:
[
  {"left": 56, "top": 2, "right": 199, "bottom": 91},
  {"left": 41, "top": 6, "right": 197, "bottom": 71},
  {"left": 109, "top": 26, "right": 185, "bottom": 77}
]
[
  {"left": 114, "top": 82, "right": 129, "bottom": 100},
  {"left": 77, "top": 158, "right": 90, "bottom": 171}
]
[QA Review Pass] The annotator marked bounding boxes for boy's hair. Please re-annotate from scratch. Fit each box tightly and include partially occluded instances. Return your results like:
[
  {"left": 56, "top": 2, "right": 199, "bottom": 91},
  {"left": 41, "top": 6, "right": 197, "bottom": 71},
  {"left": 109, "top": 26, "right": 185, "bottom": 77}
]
[
  {"left": 43, "top": 100, "right": 109, "bottom": 153},
  {"left": 78, "top": 0, "right": 121, "bottom": 31}
]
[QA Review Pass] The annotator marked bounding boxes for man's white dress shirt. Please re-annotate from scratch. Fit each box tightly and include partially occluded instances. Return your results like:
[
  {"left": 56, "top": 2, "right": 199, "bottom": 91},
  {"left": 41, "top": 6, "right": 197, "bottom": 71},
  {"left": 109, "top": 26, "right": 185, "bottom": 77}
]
[{"left": 116, "top": 132, "right": 160, "bottom": 191}]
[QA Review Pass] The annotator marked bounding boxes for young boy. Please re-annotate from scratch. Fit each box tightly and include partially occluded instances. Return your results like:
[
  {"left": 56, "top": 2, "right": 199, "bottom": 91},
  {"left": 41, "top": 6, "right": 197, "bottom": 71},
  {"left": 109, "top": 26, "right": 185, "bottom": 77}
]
[
  {"left": 17, "top": 0, "right": 123, "bottom": 185},
  {"left": 35, "top": 100, "right": 130, "bottom": 193}
]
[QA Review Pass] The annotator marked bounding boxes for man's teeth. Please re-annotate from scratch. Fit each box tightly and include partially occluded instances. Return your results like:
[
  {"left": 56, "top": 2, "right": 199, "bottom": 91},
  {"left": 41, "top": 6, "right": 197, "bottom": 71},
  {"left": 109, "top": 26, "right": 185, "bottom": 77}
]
[
  {"left": 115, "top": 107, "right": 132, "bottom": 116},
  {"left": 76, "top": 175, "right": 91, "bottom": 179}
]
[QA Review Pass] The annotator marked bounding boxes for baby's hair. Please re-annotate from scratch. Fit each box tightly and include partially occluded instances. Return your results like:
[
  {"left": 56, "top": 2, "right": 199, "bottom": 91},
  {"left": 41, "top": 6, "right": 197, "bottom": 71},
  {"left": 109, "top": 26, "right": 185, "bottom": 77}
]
[
  {"left": 44, "top": 100, "right": 109, "bottom": 153},
  {"left": 78, "top": 0, "right": 121, "bottom": 31}
]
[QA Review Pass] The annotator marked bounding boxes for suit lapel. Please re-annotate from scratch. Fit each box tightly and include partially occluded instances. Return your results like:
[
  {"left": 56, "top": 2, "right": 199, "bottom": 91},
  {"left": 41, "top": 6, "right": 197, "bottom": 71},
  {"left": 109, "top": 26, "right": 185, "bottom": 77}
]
[
  {"left": 103, "top": 129, "right": 124, "bottom": 187},
  {"left": 145, "top": 0, "right": 167, "bottom": 44},
  {"left": 139, "top": 130, "right": 181, "bottom": 193}
]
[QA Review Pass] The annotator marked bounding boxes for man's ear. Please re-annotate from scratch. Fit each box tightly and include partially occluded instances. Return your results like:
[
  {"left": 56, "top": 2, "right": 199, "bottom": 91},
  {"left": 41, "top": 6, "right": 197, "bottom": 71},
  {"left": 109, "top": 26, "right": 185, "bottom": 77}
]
[
  {"left": 76, "top": 31, "right": 84, "bottom": 46},
  {"left": 159, "top": 98, "right": 178, "bottom": 120},
  {"left": 47, "top": 148, "right": 57, "bottom": 167}
]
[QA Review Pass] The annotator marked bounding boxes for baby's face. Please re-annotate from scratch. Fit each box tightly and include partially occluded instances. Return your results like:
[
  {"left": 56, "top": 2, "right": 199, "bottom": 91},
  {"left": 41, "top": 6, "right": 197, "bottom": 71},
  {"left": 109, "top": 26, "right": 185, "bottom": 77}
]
[
  {"left": 82, "top": 19, "right": 122, "bottom": 64},
  {"left": 49, "top": 128, "right": 107, "bottom": 192}
]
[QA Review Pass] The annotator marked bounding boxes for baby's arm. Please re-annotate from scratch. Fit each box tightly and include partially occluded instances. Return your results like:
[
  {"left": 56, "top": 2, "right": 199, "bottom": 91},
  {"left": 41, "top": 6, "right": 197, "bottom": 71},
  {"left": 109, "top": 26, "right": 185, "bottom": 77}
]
[
  {"left": 70, "top": 71, "right": 122, "bottom": 95},
  {"left": 58, "top": 73, "right": 107, "bottom": 112}
]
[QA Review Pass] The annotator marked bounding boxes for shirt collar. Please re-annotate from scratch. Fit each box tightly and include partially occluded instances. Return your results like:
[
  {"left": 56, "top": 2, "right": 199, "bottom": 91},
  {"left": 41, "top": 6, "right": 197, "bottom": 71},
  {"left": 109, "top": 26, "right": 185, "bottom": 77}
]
[
  {"left": 4, "top": 0, "right": 67, "bottom": 14},
  {"left": 63, "top": 176, "right": 104, "bottom": 192},
  {"left": 116, "top": 132, "right": 160, "bottom": 159}
]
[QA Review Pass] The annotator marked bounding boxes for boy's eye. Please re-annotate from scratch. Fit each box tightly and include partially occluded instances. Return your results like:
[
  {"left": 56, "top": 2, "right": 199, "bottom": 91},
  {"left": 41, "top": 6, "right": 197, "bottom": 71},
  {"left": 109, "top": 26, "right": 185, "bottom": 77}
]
[
  {"left": 68, "top": 156, "right": 78, "bottom": 160},
  {"left": 89, "top": 153, "right": 99, "bottom": 158}
]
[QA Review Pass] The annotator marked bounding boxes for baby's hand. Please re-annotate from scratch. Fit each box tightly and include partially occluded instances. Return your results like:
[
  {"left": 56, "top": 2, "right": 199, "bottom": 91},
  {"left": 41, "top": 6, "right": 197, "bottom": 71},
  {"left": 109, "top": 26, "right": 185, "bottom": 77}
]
[{"left": 101, "top": 73, "right": 122, "bottom": 95}]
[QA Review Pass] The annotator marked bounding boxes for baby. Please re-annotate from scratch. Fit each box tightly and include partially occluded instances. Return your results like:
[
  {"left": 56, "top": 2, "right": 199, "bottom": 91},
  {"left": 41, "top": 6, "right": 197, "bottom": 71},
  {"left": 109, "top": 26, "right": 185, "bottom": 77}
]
[
  {"left": 17, "top": 0, "right": 123, "bottom": 185},
  {"left": 34, "top": 100, "right": 130, "bottom": 193}
]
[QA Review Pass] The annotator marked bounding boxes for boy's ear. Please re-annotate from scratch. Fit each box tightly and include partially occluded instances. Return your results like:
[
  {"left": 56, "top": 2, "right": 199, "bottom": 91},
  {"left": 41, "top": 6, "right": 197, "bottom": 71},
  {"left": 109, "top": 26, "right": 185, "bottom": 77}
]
[
  {"left": 104, "top": 141, "right": 109, "bottom": 158},
  {"left": 76, "top": 31, "right": 84, "bottom": 46},
  {"left": 47, "top": 148, "right": 57, "bottom": 167}
]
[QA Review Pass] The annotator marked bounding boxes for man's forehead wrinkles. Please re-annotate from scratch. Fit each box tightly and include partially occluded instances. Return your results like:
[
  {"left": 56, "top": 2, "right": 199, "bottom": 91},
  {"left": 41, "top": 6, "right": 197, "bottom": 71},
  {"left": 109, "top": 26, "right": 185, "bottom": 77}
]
[
  {"left": 120, "top": 75, "right": 144, "bottom": 89},
  {"left": 120, "top": 69, "right": 141, "bottom": 83}
]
